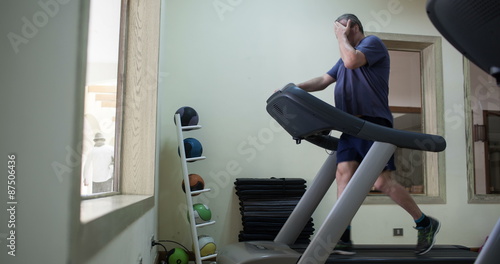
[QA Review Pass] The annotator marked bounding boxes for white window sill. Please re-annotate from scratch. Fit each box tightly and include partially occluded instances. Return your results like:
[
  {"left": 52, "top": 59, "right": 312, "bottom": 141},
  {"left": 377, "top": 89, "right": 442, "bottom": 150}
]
[
  {"left": 80, "top": 194, "right": 152, "bottom": 223},
  {"left": 76, "top": 194, "right": 154, "bottom": 262}
]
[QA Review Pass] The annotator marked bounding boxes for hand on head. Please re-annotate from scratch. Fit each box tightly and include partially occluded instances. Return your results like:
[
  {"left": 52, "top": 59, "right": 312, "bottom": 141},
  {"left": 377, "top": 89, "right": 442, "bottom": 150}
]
[{"left": 334, "top": 19, "right": 351, "bottom": 39}]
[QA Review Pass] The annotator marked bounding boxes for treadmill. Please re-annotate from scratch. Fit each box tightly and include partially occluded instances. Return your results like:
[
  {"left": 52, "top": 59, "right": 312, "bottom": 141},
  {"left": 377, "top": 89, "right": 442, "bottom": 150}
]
[
  {"left": 218, "top": 84, "right": 477, "bottom": 263},
  {"left": 426, "top": 1, "right": 500, "bottom": 263}
]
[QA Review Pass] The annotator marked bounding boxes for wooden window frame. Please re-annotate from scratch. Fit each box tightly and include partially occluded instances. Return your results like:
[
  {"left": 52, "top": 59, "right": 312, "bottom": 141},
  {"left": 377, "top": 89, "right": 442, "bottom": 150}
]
[{"left": 72, "top": 0, "right": 161, "bottom": 262}]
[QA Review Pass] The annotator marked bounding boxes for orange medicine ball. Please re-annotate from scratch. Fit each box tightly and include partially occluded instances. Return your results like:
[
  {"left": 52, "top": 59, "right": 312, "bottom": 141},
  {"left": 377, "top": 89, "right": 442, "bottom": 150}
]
[{"left": 182, "top": 173, "right": 205, "bottom": 196}]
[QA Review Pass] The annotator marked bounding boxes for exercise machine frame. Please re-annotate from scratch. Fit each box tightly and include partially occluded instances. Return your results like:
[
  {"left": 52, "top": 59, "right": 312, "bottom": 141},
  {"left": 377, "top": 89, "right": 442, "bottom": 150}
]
[{"left": 218, "top": 84, "right": 446, "bottom": 264}]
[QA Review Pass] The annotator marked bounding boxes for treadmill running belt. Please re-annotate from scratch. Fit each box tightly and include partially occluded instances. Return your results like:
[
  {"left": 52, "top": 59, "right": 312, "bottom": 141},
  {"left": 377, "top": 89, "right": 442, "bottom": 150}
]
[{"left": 292, "top": 244, "right": 478, "bottom": 264}]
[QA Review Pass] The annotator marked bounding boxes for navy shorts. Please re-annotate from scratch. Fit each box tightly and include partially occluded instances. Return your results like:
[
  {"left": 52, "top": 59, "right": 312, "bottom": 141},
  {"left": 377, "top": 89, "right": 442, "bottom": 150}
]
[{"left": 336, "top": 116, "right": 396, "bottom": 171}]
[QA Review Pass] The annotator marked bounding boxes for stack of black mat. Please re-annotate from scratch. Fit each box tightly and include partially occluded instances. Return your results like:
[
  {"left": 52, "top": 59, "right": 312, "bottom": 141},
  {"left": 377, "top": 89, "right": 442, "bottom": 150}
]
[{"left": 235, "top": 177, "right": 314, "bottom": 244}]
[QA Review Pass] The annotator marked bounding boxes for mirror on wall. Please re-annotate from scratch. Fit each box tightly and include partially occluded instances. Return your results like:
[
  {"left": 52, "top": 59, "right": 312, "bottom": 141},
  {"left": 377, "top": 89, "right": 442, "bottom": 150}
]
[
  {"left": 388, "top": 50, "right": 424, "bottom": 195},
  {"left": 365, "top": 33, "right": 445, "bottom": 203},
  {"left": 484, "top": 111, "right": 500, "bottom": 194},
  {"left": 467, "top": 59, "right": 500, "bottom": 201}
]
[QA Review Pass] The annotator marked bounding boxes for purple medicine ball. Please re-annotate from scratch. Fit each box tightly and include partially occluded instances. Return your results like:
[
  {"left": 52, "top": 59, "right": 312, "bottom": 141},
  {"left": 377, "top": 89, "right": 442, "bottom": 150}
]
[{"left": 175, "top": 106, "right": 199, "bottom": 126}]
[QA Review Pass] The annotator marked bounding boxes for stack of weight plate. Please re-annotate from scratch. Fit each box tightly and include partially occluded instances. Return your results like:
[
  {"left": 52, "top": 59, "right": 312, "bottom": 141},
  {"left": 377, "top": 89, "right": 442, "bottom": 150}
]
[{"left": 234, "top": 177, "right": 314, "bottom": 244}]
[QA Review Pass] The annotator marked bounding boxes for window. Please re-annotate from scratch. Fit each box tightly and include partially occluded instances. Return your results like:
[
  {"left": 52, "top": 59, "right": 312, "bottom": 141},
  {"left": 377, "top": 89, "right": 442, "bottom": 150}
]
[
  {"left": 465, "top": 60, "right": 500, "bottom": 203},
  {"left": 75, "top": 0, "right": 160, "bottom": 261},
  {"left": 81, "top": 0, "right": 124, "bottom": 196},
  {"left": 365, "top": 33, "right": 445, "bottom": 204}
]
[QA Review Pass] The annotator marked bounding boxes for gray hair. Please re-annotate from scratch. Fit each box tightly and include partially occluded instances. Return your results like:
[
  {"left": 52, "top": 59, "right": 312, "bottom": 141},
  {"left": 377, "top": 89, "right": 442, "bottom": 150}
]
[{"left": 336, "top": 13, "right": 364, "bottom": 34}]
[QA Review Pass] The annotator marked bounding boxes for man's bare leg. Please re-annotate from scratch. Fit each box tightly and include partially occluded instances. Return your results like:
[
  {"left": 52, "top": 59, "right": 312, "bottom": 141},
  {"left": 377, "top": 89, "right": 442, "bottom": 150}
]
[
  {"left": 373, "top": 171, "right": 422, "bottom": 220},
  {"left": 337, "top": 163, "right": 422, "bottom": 220},
  {"left": 336, "top": 161, "right": 359, "bottom": 197},
  {"left": 373, "top": 170, "right": 440, "bottom": 255},
  {"left": 332, "top": 161, "right": 359, "bottom": 255}
]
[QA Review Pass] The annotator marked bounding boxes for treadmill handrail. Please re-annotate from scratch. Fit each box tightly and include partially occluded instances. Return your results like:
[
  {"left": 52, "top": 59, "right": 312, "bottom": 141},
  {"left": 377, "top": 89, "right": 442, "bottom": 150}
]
[
  {"left": 266, "top": 84, "right": 446, "bottom": 152},
  {"left": 305, "top": 134, "right": 339, "bottom": 151}
]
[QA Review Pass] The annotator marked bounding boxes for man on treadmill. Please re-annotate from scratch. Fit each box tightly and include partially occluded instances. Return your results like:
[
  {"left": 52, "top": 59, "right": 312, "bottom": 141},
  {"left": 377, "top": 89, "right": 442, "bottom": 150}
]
[{"left": 297, "top": 13, "right": 440, "bottom": 256}]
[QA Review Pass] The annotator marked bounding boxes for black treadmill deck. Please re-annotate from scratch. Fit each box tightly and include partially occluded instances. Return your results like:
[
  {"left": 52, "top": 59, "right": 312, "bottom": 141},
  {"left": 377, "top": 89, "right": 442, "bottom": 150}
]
[{"left": 293, "top": 244, "right": 477, "bottom": 263}]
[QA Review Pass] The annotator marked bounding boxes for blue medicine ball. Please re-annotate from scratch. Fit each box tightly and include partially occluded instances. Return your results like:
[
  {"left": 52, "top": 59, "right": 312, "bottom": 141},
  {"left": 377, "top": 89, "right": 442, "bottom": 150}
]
[
  {"left": 174, "top": 106, "right": 199, "bottom": 126},
  {"left": 183, "top": 138, "right": 203, "bottom": 158}
]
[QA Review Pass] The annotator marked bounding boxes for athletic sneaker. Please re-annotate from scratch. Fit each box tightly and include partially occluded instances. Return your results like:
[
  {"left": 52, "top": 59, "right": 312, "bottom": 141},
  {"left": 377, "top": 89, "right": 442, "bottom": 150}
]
[
  {"left": 415, "top": 216, "right": 440, "bottom": 255},
  {"left": 332, "top": 240, "right": 356, "bottom": 255}
]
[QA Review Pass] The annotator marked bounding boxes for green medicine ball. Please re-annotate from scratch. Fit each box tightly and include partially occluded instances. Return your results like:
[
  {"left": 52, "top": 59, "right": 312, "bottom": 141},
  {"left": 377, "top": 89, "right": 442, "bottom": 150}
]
[
  {"left": 193, "top": 203, "right": 212, "bottom": 224},
  {"left": 167, "top": 248, "right": 188, "bottom": 264}
]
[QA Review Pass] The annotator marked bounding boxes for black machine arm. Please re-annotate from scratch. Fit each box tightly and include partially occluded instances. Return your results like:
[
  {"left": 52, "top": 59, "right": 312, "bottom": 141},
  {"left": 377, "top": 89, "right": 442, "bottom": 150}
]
[
  {"left": 266, "top": 83, "right": 446, "bottom": 152},
  {"left": 426, "top": 0, "right": 500, "bottom": 85},
  {"left": 304, "top": 134, "right": 339, "bottom": 151}
]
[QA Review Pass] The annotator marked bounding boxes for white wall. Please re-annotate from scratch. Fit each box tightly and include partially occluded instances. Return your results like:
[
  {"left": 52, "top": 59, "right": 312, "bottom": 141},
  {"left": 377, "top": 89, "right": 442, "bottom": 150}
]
[
  {"left": 85, "top": 209, "right": 157, "bottom": 264},
  {"left": 0, "top": 1, "right": 82, "bottom": 263},
  {"left": 0, "top": 1, "right": 157, "bottom": 264},
  {"left": 158, "top": 0, "right": 500, "bottom": 251}
]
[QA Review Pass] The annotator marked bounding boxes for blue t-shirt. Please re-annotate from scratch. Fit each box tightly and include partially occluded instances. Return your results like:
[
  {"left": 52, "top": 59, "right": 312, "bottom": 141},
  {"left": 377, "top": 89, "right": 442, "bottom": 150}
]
[{"left": 327, "top": 35, "right": 393, "bottom": 125}]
